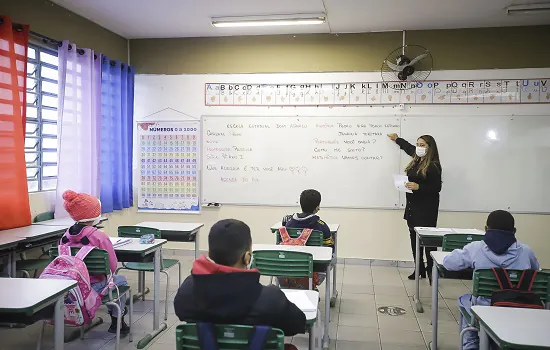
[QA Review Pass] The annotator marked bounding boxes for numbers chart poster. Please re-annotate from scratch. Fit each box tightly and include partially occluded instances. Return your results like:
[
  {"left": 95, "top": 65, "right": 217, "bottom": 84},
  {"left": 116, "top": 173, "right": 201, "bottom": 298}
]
[{"left": 137, "top": 121, "right": 200, "bottom": 213}]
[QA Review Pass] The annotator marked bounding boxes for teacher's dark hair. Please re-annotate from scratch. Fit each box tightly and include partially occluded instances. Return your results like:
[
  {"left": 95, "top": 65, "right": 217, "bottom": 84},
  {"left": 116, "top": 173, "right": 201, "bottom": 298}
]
[{"left": 405, "top": 134, "right": 441, "bottom": 177}]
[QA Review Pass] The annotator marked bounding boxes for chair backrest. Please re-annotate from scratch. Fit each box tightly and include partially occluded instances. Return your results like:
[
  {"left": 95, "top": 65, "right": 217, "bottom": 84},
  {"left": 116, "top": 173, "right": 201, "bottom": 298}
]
[
  {"left": 48, "top": 247, "right": 111, "bottom": 275},
  {"left": 442, "top": 234, "right": 485, "bottom": 251},
  {"left": 473, "top": 269, "right": 550, "bottom": 302},
  {"left": 252, "top": 250, "right": 313, "bottom": 278},
  {"left": 33, "top": 211, "right": 55, "bottom": 223},
  {"left": 276, "top": 228, "right": 323, "bottom": 246},
  {"left": 118, "top": 226, "right": 161, "bottom": 239},
  {"left": 175, "top": 324, "right": 284, "bottom": 350}
]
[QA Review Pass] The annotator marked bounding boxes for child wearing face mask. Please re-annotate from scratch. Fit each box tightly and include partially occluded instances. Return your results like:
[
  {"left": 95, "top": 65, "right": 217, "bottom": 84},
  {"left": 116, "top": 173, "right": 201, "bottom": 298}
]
[
  {"left": 174, "top": 219, "right": 306, "bottom": 338},
  {"left": 60, "top": 190, "right": 130, "bottom": 335}
]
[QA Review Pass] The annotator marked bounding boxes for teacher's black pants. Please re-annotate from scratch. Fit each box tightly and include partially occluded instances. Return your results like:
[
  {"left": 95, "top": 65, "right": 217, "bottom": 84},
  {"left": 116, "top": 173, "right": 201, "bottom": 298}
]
[{"left": 409, "top": 227, "right": 436, "bottom": 275}]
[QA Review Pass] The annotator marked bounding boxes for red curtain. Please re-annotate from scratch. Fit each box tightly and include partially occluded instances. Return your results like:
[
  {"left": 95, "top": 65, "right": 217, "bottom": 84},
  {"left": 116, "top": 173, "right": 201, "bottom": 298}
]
[{"left": 0, "top": 16, "right": 31, "bottom": 230}]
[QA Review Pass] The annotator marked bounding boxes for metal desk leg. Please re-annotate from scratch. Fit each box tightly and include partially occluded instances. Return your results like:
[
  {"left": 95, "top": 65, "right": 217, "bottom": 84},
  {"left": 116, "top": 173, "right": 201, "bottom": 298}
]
[
  {"left": 323, "top": 264, "right": 331, "bottom": 349},
  {"left": 414, "top": 233, "right": 424, "bottom": 313},
  {"left": 11, "top": 251, "right": 17, "bottom": 277},
  {"left": 479, "top": 325, "right": 490, "bottom": 350},
  {"left": 430, "top": 264, "right": 439, "bottom": 350},
  {"left": 133, "top": 271, "right": 150, "bottom": 302},
  {"left": 308, "top": 322, "right": 315, "bottom": 350},
  {"left": 136, "top": 248, "right": 167, "bottom": 349},
  {"left": 194, "top": 231, "right": 198, "bottom": 260},
  {"left": 54, "top": 296, "right": 64, "bottom": 350},
  {"left": 330, "top": 233, "right": 338, "bottom": 307}
]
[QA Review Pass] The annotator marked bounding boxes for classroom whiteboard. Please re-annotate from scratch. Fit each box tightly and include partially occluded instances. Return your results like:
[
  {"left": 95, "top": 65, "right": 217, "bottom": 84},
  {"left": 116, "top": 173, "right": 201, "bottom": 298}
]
[
  {"left": 202, "top": 116, "right": 402, "bottom": 208},
  {"left": 203, "top": 114, "right": 550, "bottom": 213},
  {"left": 400, "top": 115, "right": 550, "bottom": 213}
]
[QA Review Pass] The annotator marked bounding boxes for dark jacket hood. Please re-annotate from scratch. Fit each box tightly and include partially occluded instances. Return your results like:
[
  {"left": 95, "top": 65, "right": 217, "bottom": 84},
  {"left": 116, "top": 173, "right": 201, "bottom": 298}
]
[
  {"left": 483, "top": 229, "right": 517, "bottom": 255},
  {"left": 180, "top": 255, "right": 262, "bottom": 322}
]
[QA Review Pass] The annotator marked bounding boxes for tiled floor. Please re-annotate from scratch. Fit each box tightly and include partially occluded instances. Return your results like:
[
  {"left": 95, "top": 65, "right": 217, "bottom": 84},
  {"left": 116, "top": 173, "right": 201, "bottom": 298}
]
[{"left": 1, "top": 257, "right": 471, "bottom": 350}]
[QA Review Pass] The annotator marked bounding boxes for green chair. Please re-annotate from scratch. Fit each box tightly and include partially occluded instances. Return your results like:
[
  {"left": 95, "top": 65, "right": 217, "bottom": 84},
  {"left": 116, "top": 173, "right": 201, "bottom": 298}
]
[
  {"left": 275, "top": 228, "right": 324, "bottom": 246},
  {"left": 15, "top": 212, "right": 58, "bottom": 278},
  {"left": 175, "top": 323, "right": 285, "bottom": 350},
  {"left": 442, "top": 234, "right": 485, "bottom": 251},
  {"left": 252, "top": 250, "right": 314, "bottom": 290},
  {"left": 38, "top": 247, "right": 133, "bottom": 350},
  {"left": 116, "top": 226, "right": 181, "bottom": 321},
  {"left": 459, "top": 269, "right": 550, "bottom": 350}
]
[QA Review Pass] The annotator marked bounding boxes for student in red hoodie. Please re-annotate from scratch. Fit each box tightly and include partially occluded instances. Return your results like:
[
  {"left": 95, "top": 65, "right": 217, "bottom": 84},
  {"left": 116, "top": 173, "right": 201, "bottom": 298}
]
[{"left": 174, "top": 219, "right": 306, "bottom": 337}]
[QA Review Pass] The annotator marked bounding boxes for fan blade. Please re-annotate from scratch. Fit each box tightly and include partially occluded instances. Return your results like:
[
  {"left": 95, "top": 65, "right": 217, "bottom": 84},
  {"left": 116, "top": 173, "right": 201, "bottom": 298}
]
[
  {"left": 408, "top": 53, "right": 429, "bottom": 67},
  {"left": 384, "top": 60, "right": 403, "bottom": 72}
]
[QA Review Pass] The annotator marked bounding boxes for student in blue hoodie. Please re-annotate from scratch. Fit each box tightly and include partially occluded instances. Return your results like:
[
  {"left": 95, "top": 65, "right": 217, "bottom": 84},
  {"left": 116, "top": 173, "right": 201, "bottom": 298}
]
[
  {"left": 282, "top": 189, "right": 334, "bottom": 251},
  {"left": 443, "top": 210, "right": 539, "bottom": 350}
]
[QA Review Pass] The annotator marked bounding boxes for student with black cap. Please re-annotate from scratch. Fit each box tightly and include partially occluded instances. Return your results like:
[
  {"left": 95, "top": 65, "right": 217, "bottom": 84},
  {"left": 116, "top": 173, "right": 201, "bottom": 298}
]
[{"left": 174, "top": 219, "right": 307, "bottom": 337}]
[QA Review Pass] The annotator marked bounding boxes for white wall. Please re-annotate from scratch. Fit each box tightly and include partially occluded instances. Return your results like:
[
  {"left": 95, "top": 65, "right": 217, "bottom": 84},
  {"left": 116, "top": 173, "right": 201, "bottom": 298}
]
[{"left": 29, "top": 68, "right": 550, "bottom": 267}]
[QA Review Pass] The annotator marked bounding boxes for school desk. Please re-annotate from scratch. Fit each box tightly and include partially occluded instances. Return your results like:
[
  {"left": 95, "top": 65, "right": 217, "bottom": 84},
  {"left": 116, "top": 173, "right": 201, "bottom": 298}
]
[
  {"left": 413, "top": 227, "right": 484, "bottom": 313},
  {"left": 282, "top": 289, "right": 320, "bottom": 350},
  {"left": 134, "top": 221, "right": 203, "bottom": 259},
  {"left": 32, "top": 217, "right": 107, "bottom": 227},
  {"left": 0, "top": 235, "right": 26, "bottom": 277},
  {"left": 0, "top": 225, "right": 67, "bottom": 276},
  {"left": 253, "top": 244, "right": 333, "bottom": 349},
  {"left": 271, "top": 222, "right": 340, "bottom": 307},
  {"left": 471, "top": 306, "right": 550, "bottom": 350},
  {"left": 0, "top": 278, "right": 76, "bottom": 350},
  {"left": 109, "top": 237, "right": 168, "bottom": 348}
]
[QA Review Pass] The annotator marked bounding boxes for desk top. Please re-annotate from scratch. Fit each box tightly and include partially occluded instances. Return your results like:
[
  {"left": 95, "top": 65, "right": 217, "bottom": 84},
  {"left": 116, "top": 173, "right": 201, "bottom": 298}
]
[
  {"left": 271, "top": 222, "right": 340, "bottom": 233},
  {"left": 282, "top": 289, "right": 318, "bottom": 322},
  {"left": 110, "top": 237, "right": 167, "bottom": 253},
  {"left": 0, "top": 278, "right": 76, "bottom": 314},
  {"left": 415, "top": 227, "right": 484, "bottom": 237},
  {"left": 253, "top": 244, "right": 333, "bottom": 263},
  {"left": 0, "top": 235, "right": 26, "bottom": 249},
  {"left": 33, "top": 217, "right": 107, "bottom": 227},
  {"left": 471, "top": 306, "right": 550, "bottom": 348},
  {"left": 431, "top": 251, "right": 452, "bottom": 265},
  {"left": 1, "top": 225, "right": 67, "bottom": 240},
  {"left": 135, "top": 221, "right": 204, "bottom": 232}
]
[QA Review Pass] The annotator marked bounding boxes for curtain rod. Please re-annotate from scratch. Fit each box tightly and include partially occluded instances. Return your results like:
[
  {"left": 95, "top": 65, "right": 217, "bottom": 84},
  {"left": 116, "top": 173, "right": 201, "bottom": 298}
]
[{"left": 2, "top": 19, "right": 130, "bottom": 69}]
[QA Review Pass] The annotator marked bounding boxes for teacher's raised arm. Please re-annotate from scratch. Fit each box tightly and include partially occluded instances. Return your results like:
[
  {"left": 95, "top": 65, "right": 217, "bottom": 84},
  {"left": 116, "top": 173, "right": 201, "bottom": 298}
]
[{"left": 388, "top": 133, "right": 442, "bottom": 284}]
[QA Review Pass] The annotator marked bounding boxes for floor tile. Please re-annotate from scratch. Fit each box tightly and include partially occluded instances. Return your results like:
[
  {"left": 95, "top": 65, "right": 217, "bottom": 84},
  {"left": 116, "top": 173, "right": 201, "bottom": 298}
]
[
  {"left": 342, "top": 284, "right": 374, "bottom": 295},
  {"left": 379, "top": 328, "right": 426, "bottom": 346},
  {"left": 337, "top": 325, "right": 379, "bottom": 343},
  {"left": 340, "top": 299, "right": 377, "bottom": 315},
  {"left": 377, "top": 314, "right": 420, "bottom": 331},
  {"left": 338, "top": 313, "right": 378, "bottom": 328},
  {"left": 337, "top": 340, "right": 381, "bottom": 350},
  {"left": 373, "top": 285, "right": 408, "bottom": 296}
]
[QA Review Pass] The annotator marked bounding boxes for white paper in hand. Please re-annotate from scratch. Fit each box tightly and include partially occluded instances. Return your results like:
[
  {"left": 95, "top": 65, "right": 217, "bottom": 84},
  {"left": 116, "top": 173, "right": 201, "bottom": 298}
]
[
  {"left": 393, "top": 174, "right": 412, "bottom": 193},
  {"left": 283, "top": 291, "right": 317, "bottom": 312}
]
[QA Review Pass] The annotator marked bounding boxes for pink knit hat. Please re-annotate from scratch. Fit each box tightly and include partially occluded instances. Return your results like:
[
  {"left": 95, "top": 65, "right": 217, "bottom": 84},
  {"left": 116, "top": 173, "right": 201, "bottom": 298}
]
[{"left": 62, "top": 190, "right": 101, "bottom": 222}]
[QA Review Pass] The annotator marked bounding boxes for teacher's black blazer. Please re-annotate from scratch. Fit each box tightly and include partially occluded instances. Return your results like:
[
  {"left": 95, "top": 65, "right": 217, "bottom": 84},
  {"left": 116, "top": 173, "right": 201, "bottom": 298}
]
[{"left": 396, "top": 138, "right": 442, "bottom": 228}]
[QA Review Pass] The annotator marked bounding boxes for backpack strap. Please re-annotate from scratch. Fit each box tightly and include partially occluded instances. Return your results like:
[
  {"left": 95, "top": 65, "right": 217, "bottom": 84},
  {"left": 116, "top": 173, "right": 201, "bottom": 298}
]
[
  {"left": 75, "top": 246, "right": 95, "bottom": 261},
  {"left": 196, "top": 323, "right": 220, "bottom": 350},
  {"left": 492, "top": 268, "right": 513, "bottom": 289},
  {"left": 296, "top": 228, "right": 313, "bottom": 245},
  {"left": 58, "top": 245, "right": 71, "bottom": 256},
  {"left": 279, "top": 227, "right": 291, "bottom": 243},
  {"left": 516, "top": 270, "right": 538, "bottom": 292},
  {"left": 248, "top": 326, "right": 271, "bottom": 350}
]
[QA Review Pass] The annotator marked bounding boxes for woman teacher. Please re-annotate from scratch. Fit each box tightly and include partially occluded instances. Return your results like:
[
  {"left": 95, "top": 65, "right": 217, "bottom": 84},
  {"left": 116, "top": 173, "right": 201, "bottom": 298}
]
[{"left": 388, "top": 133, "right": 442, "bottom": 284}]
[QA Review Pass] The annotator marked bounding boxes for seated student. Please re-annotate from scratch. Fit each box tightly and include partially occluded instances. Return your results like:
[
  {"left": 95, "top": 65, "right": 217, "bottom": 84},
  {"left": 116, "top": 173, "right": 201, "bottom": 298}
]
[
  {"left": 60, "top": 190, "right": 130, "bottom": 335},
  {"left": 443, "top": 210, "right": 539, "bottom": 350},
  {"left": 283, "top": 189, "right": 334, "bottom": 251},
  {"left": 174, "top": 219, "right": 306, "bottom": 337}
]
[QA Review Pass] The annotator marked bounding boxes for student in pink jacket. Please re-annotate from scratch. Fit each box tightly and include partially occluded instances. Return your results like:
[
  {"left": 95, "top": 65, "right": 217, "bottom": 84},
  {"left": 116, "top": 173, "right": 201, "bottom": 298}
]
[{"left": 60, "top": 190, "right": 130, "bottom": 335}]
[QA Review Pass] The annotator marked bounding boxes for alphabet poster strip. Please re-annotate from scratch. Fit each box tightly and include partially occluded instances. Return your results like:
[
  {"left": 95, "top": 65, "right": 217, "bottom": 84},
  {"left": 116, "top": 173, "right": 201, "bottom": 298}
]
[
  {"left": 137, "top": 121, "right": 200, "bottom": 213},
  {"left": 204, "top": 79, "right": 550, "bottom": 106}
]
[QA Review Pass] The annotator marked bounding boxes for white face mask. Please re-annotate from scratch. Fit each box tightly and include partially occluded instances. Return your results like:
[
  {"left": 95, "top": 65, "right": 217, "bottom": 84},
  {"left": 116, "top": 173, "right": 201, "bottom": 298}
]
[
  {"left": 246, "top": 254, "right": 254, "bottom": 270},
  {"left": 416, "top": 146, "right": 427, "bottom": 157}
]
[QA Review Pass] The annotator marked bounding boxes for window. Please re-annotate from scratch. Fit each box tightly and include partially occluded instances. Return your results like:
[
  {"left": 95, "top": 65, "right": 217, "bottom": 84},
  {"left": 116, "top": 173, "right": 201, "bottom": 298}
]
[{"left": 25, "top": 44, "right": 59, "bottom": 192}]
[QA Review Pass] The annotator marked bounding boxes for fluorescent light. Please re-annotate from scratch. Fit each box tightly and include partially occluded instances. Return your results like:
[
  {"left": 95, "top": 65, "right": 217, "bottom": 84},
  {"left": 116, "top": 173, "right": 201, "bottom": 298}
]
[
  {"left": 212, "top": 14, "right": 326, "bottom": 28},
  {"left": 506, "top": 3, "right": 550, "bottom": 15}
]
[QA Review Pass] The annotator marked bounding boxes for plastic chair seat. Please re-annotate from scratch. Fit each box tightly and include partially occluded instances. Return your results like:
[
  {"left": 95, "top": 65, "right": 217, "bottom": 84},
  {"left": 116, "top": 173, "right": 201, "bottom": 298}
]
[
  {"left": 102, "top": 285, "right": 131, "bottom": 304},
  {"left": 122, "top": 259, "right": 179, "bottom": 272}
]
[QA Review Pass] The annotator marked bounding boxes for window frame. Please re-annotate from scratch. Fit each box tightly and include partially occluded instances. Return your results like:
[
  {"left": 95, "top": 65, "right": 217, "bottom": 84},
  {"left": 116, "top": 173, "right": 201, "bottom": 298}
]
[{"left": 26, "top": 42, "right": 59, "bottom": 192}]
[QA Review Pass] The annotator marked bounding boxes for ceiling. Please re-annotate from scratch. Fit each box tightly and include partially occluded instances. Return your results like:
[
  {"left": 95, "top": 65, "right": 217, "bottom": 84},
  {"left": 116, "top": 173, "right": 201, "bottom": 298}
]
[{"left": 51, "top": 0, "right": 550, "bottom": 39}]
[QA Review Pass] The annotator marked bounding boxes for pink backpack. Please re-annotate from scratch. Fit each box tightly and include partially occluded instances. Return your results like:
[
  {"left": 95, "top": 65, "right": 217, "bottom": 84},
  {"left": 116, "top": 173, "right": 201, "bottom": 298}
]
[
  {"left": 278, "top": 227, "right": 320, "bottom": 289},
  {"left": 40, "top": 245, "right": 103, "bottom": 326}
]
